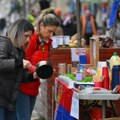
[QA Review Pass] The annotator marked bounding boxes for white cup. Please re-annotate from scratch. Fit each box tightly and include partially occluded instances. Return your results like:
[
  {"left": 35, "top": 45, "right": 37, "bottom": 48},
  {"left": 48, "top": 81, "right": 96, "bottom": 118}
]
[
  {"left": 64, "top": 36, "right": 70, "bottom": 45},
  {"left": 52, "top": 36, "right": 58, "bottom": 48},
  {"left": 57, "top": 36, "right": 64, "bottom": 45},
  {"left": 97, "top": 61, "right": 107, "bottom": 71},
  {"left": 84, "top": 87, "right": 93, "bottom": 94}
]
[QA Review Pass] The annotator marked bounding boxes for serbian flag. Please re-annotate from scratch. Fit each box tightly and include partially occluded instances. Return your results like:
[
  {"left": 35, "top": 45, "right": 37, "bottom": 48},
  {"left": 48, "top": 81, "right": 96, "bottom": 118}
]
[{"left": 54, "top": 79, "right": 79, "bottom": 120}]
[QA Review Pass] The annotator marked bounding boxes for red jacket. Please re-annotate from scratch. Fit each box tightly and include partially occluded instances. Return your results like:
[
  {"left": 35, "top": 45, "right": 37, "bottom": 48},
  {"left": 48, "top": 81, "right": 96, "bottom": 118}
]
[{"left": 20, "top": 32, "right": 52, "bottom": 96}]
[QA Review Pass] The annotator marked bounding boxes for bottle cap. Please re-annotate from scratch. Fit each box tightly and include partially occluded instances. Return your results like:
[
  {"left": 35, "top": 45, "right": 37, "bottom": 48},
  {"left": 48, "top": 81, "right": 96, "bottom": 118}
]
[{"left": 113, "top": 52, "right": 118, "bottom": 56}]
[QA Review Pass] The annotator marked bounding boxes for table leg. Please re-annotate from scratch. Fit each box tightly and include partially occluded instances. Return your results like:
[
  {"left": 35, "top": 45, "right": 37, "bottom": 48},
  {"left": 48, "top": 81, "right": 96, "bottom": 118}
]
[
  {"left": 109, "top": 100, "right": 117, "bottom": 117},
  {"left": 102, "top": 100, "right": 107, "bottom": 119}
]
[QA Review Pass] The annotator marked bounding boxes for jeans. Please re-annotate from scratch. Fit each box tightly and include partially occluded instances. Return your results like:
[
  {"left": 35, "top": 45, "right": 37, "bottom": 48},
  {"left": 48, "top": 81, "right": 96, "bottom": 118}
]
[
  {"left": 16, "top": 92, "right": 36, "bottom": 120},
  {"left": 0, "top": 106, "right": 17, "bottom": 120}
]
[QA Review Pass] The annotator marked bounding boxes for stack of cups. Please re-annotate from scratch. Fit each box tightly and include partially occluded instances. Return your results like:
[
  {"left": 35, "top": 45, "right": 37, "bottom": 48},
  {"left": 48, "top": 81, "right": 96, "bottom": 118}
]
[
  {"left": 97, "top": 61, "right": 107, "bottom": 72},
  {"left": 102, "top": 66, "right": 109, "bottom": 90}
]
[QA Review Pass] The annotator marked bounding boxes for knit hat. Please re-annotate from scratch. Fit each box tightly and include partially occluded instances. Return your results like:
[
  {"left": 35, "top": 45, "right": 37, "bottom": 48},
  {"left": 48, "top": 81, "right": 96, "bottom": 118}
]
[{"left": 55, "top": 9, "right": 62, "bottom": 15}]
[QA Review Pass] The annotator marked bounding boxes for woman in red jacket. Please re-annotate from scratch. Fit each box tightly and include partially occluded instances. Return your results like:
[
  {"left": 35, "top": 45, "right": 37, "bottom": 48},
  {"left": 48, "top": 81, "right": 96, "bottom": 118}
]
[{"left": 16, "top": 13, "right": 60, "bottom": 120}]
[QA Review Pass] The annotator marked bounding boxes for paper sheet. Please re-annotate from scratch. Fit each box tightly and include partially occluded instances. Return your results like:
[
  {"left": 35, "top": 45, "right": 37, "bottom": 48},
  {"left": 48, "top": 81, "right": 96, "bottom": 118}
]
[
  {"left": 70, "top": 92, "right": 79, "bottom": 119},
  {"left": 71, "top": 48, "right": 87, "bottom": 62}
]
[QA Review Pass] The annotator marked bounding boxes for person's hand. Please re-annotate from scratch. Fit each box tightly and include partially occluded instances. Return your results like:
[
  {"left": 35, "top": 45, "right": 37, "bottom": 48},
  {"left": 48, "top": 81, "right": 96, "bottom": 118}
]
[
  {"left": 23, "top": 59, "right": 32, "bottom": 69},
  {"left": 33, "top": 72, "right": 38, "bottom": 79}
]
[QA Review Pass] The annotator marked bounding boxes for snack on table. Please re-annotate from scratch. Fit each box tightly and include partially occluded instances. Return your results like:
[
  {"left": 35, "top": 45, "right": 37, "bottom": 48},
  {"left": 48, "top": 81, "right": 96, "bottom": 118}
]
[
  {"left": 69, "top": 34, "right": 78, "bottom": 47},
  {"left": 70, "top": 34, "right": 86, "bottom": 47},
  {"left": 69, "top": 42, "right": 78, "bottom": 47}
]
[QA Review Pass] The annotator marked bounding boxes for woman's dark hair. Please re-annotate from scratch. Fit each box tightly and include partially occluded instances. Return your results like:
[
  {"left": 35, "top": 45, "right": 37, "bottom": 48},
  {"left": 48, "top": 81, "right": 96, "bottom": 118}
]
[{"left": 7, "top": 19, "right": 34, "bottom": 48}]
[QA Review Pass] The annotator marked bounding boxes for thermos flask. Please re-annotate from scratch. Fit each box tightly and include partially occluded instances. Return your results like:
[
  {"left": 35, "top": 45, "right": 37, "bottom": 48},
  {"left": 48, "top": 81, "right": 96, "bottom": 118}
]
[{"left": 112, "top": 65, "right": 120, "bottom": 90}]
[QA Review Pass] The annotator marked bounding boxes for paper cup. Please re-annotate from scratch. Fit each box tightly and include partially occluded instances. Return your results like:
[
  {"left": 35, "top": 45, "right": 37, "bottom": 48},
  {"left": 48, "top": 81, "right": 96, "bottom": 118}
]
[
  {"left": 57, "top": 36, "right": 64, "bottom": 45},
  {"left": 97, "top": 61, "right": 107, "bottom": 71},
  {"left": 52, "top": 36, "right": 58, "bottom": 48},
  {"left": 94, "top": 81, "right": 103, "bottom": 88},
  {"left": 102, "top": 66, "right": 109, "bottom": 77},
  {"left": 64, "top": 36, "right": 70, "bottom": 45}
]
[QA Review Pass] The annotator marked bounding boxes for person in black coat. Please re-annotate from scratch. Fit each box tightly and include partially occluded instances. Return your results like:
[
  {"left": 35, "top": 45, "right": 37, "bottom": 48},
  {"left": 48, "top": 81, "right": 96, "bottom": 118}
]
[
  {"left": 0, "top": 19, "right": 38, "bottom": 120},
  {"left": 39, "top": 0, "right": 50, "bottom": 11}
]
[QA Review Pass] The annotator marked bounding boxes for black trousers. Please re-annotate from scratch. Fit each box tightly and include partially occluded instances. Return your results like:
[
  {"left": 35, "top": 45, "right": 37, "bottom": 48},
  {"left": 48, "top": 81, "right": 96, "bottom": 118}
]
[{"left": 84, "top": 33, "right": 93, "bottom": 46}]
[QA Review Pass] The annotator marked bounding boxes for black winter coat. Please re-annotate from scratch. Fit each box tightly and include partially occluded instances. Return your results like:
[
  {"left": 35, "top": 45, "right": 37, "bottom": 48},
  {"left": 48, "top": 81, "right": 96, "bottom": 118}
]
[{"left": 0, "top": 36, "right": 35, "bottom": 111}]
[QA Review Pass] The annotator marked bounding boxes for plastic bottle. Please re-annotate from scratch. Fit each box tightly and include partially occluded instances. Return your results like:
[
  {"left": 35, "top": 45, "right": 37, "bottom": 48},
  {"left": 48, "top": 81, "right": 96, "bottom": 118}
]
[{"left": 109, "top": 52, "right": 120, "bottom": 70}]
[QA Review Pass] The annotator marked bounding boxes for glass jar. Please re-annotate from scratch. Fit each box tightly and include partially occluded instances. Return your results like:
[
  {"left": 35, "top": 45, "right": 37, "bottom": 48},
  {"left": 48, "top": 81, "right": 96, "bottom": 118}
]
[{"left": 58, "top": 63, "right": 66, "bottom": 75}]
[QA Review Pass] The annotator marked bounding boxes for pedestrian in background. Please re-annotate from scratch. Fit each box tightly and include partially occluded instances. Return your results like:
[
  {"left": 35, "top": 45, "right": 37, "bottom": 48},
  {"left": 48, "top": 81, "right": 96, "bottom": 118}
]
[
  {"left": 27, "top": 9, "right": 37, "bottom": 26},
  {"left": 0, "top": 19, "right": 37, "bottom": 120},
  {"left": 81, "top": 9, "right": 97, "bottom": 46},
  {"left": 18, "top": 13, "right": 60, "bottom": 120},
  {"left": 108, "top": 0, "right": 120, "bottom": 47},
  {"left": 39, "top": 0, "right": 50, "bottom": 11}
]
